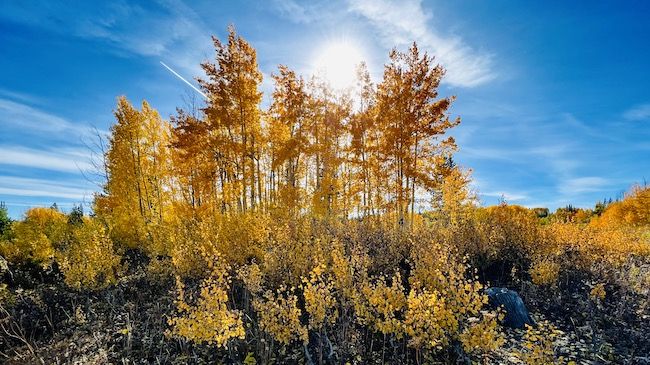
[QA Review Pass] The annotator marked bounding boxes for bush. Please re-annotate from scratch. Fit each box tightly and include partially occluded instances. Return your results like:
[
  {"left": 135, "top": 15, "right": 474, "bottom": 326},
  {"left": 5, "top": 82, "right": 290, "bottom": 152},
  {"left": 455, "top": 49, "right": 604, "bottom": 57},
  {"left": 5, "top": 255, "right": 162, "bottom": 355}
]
[
  {"left": 56, "top": 218, "right": 122, "bottom": 290},
  {"left": 0, "top": 207, "right": 67, "bottom": 267}
]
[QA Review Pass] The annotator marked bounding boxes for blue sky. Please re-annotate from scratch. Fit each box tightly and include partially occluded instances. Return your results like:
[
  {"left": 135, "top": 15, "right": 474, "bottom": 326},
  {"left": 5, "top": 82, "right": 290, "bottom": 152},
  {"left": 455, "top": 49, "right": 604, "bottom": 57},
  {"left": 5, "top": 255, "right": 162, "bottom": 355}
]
[{"left": 1, "top": 0, "right": 649, "bottom": 218}]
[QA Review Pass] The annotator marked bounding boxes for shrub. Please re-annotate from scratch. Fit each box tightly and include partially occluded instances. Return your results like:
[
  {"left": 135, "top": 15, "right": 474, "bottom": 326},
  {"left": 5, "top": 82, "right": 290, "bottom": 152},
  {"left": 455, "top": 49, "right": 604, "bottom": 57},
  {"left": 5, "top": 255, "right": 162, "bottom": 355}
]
[
  {"left": 253, "top": 285, "right": 308, "bottom": 345},
  {"left": 57, "top": 218, "right": 121, "bottom": 290},
  {"left": 530, "top": 259, "right": 560, "bottom": 287},
  {"left": 0, "top": 207, "right": 67, "bottom": 267},
  {"left": 168, "top": 253, "right": 245, "bottom": 347},
  {"left": 517, "top": 321, "right": 560, "bottom": 365},
  {"left": 301, "top": 264, "right": 338, "bottom": 330}
]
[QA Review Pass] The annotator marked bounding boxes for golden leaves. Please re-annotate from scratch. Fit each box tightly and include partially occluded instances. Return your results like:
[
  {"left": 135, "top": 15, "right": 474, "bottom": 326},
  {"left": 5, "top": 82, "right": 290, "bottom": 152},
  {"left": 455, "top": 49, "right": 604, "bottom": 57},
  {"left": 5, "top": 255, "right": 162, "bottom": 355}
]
[
  {"left": 168, "top": 255, "right": 245, "bottom": 347},
  {"left": 253, "top": 286, "right": 307, "bottom": 345}
]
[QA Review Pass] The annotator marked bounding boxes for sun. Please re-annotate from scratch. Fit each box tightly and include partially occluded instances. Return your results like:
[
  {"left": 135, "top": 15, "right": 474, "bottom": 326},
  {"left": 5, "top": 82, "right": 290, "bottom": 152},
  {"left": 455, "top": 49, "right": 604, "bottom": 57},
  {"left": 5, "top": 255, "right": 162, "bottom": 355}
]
[{"left": 313, "top": 40, "right": 364, "bottom": 90}]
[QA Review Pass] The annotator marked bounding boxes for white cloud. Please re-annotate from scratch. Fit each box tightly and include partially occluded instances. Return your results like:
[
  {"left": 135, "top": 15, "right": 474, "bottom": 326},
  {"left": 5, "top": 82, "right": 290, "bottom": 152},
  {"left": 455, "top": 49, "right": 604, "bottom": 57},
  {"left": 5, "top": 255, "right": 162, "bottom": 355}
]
[
  {"left": 461, "top": 146, "right": 518, "bottom": 162},
  {"left": 623, "top": 104, "right": 650, "bottom": 121},
  {"left": 0, "top": 146, "right": 92, "bottom": 173},
  {"left": 560, "top": 177, "right": 611, "bottom": 195},
  {"left": 0, "top": 1, "right": 213, "bottom": 78},
  {"left": 80, "top": 3, "right": 212, "bottom": 78},
  {"left": 348, "top": 0, "right": 495, "bottom": 87},
  {"left": 272, "top": 0, "right": 315, "bottom": 23},
  {"left": 0, "top": 98, "right": 75, "bottom": 133},
  {"left": 0, "top": 176, "right": 90, "bottom": 200},
  {"left": 0, "top": 97, "right": 105, "bottom": 140},
  {"left": 481, "top": 191, "right": 528, "bottom": 202},
  {"left": 0, "top": 88, "right": 42, "bottom": 105}
]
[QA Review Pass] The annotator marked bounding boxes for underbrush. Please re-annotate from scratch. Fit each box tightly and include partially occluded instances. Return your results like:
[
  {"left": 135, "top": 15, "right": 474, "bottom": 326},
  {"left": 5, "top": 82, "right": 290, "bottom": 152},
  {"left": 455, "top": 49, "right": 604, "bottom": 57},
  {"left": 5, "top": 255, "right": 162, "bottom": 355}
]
[{"left": 1, "top": 204, "right": 649, "bottom": 363}]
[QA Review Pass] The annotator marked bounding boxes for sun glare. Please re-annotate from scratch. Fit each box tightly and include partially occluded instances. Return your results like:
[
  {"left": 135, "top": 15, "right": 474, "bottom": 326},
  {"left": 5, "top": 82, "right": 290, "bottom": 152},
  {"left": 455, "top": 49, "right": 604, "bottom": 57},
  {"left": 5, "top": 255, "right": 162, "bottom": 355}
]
[{"left": 313, "top": 40, "right": 364, "bottom": 90}]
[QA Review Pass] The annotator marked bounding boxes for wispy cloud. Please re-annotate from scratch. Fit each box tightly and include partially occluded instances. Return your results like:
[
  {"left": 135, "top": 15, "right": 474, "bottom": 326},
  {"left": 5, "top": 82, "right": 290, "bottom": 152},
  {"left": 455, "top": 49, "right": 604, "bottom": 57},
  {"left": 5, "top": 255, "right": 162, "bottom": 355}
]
[
  {"left": 0, "top": 176, "right": 90, "bottom": 200},
  {"left": 481, "top": 191, "right": 528, "bottom": 202},
  {"left": 559, "top": 177, "right": 612, "bottom": 195},
  {"left": 1, "top": 0, "right": 214, "bottom": 77},
  {"left": 347, "top": 0, "right": 495, "bottom": 87},
  {"left": 623, "top": 103, "right": 650, "bottom": 121},
  {"left": 0, "top": 97, "right": 104, "bottom": 140},
  {"left": 272, "top": 0, "right": 315, "bottom": 23},
  {"left": 0, "top": 146, "right": 92, "bottom": 173},
  {"left": 0, "top": 98, "right": 76, "bottom": 133},
  {"left": 0, "top": 88, "right": 43, "bottom": 105}
]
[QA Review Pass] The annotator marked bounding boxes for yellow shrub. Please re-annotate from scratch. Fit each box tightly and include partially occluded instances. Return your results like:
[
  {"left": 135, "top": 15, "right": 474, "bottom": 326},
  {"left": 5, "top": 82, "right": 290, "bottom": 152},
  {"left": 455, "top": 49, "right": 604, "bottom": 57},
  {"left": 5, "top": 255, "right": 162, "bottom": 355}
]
[
  {"left": 518, "top": 321, "right": 559, "bottom": 365},
  {"left": 253, "top": 286, "right": 307, "bottom": 345},
  {"left": 57, "top": 219, "right": 121, "bottom": 290},
  {"left": 168, "top": 213, "right": 272, "bottom": 279},
  {"left": 169, "top": 219, "right": 208, "bottom": 278},
  {"left": 1, "top": 225, "right": 53, "bottom": 266},
  {"left": 216, "top": 212, "right": 271, "bottom": 266},
  {"left": 403, "top": 288, "right": 455, "bottom": 350},
  {"left": 168, "top": 254, "right": 245, "bottom": 347},
  {"left": 409, "top": 237, "right": 488, "bottom": 330},
  {"left": 301, "top": 264, "right": 338, "bottom": 330},
  {"left": 589, "top": 283, "right": 606, "bottom": 301},
  {"left": 459, "top": 311, "right": 505, "bottom": 356},
  {"left": 530, "top": 259, "right": 560, "bottom": 287},
  {"left": 0, "top": 207, "right": 66, "bottom": 266},
  {"left": 356, "top": 272, "right": 407, "bottom": 337},
  {"left": 593, "top": 185, "right": 650, "bottom": 227},
  {"left": 261, "top": 219, "right": 330, "bottom": 286},
  {"left": 330, "top": 238, "right": 370, "bottom": 301},
  {"left": 237, "top": 262, "right": 263, "bottom": 295}
]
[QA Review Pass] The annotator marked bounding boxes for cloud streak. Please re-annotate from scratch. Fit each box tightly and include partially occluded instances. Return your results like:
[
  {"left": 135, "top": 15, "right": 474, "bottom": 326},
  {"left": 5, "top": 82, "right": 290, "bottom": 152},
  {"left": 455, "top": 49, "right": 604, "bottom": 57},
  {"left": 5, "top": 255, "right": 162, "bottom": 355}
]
[
  {"left": 0, "top": 98, "right": 76, "bottom": 133},
  {"left": 0, "top": 0, "right": 214, "bottom": 77},
  {"left": 272, "top": 0, "right": 315, "bottom": 23},
  {"left": 623, "top": 103, "right": 650, "bottom": 121},
  {"left": 0, "top": 97, "right": 106, "bottom": 141},
  {"left": 0, "top": 176, "right": 91, "bottom": 200},
  {"left": 559, "top": 177, "right": 613, "bottom": 195},
  {"left": 480, "top": 191, "right": 528, "bottom": 202},
  {"left": 348, "top": 0, "right": 495, "bottom": 87},
  {"left": 0, "top": 146, "right": 93, "bottom": 174}
]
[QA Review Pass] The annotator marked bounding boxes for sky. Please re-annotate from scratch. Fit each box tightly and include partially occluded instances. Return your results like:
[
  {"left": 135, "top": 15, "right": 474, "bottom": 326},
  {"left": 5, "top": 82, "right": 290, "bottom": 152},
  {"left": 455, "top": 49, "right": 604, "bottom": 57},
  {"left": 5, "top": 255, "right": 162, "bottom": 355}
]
[{"left": 1, "top": 0, "right": 649, "bottom": 218}]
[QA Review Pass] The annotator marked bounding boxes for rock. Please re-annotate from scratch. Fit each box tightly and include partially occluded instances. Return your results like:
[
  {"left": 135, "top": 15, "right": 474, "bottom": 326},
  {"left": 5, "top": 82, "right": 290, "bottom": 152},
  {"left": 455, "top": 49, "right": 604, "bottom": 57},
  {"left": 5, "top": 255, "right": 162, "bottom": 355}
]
[{"left": 485, "top": 287, "right": 534, "bottom": 329}]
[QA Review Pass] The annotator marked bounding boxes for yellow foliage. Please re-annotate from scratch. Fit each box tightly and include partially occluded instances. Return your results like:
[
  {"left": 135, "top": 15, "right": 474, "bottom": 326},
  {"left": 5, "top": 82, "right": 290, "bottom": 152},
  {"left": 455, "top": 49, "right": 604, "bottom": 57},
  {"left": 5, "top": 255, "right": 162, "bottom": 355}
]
[
  {"left": 168, "top": 253, "right": 245, "bottom": 347},
  {"left": 253, "top": 286, "right": 307, "bottom": 345},
  {"left": 168, "top": 214, "right": 271, "bottom": 278},
  {"left": 168, "top": 219, "right": 206, "bottom": 278},
  {"left": 518, "top": 321, "right": 559, "bottom": 365},
  {"left": 237, "top": 262, "right": 263, "bottom": 295},
  {"left": 404, "top": 288, "right": 455, "bottom": 350},
  {"left": 330, "top": 238, "right": 370, "bottom": 301},
  {"left": 459, "top": 311, "right": 505, "bottom": 356},
  {"left": 356, "top": 272, "right": 407, "bottom": 336},
  {"left": 301, "top": 264, "right": 338, "bottom": 330},
  {"left": 594, "top": 185, "right": 650, "bottom": 227},
  {"left": 589, "top": 283, "right": 606, "bottom": 301},
  {"left": 57, "top": 219, "right": 121, "bottom": 290},
  {"left": 0, "top": 207, "right": 66, "bottom": 266},
  {"left": 261, "top": 218, "right": 330, "bottom": 286},
  {"left": 530, "top": 259, "right": 560, "bottom": 287}
]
